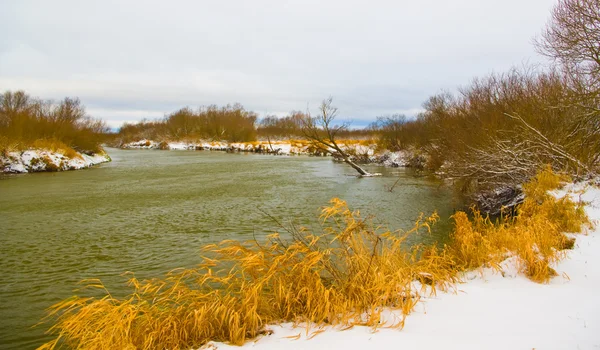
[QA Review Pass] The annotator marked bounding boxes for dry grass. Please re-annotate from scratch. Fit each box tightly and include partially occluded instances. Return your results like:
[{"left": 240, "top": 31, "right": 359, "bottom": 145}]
[
  {"left": 339, "top": 139, "right": 376, "bottom": 146},
  {"left": 38, "top": 168, "right": 589, "bottom": 349},
  {"left": 31, "top": 139, "right": 83, "bottom": 160},
  {"left": 447, "top": 166, "right": 588, "bottom": 282},
  {"left": 0, "top": 135, "right": 22, "bottom": 157},
  {"left": 0, "top": 137, "right": 83, "bottom": 160}
]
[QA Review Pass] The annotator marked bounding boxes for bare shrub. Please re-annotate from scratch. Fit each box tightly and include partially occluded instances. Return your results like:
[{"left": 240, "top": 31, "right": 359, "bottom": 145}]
[
  {"left": 0, "top": 90, "right": 109, "bottom": 155},
  {"left": 535, "top": 0, "right": 600, "bottom": 99}
]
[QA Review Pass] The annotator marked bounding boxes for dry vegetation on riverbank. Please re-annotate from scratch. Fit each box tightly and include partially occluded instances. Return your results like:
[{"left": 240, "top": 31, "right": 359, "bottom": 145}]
[
  {"left": 112, "top": 107, "right": 373, "bottom": 148},
  {"left": 0, "top": 91, "right": 112, "bottom": 173},
  {"left": 0, "top": 91, "right": 109, "bottom": 157},
  {"left": 38, "top": 169, "right": 590, "bottom": 350},
  {"left": 369, "top": 68, "right": 599, "bottom": 197}
]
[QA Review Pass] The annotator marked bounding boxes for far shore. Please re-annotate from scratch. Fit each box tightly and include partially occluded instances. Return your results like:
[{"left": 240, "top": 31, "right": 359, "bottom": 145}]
[{"left": 121, "top": 138, "right": 412, "bottom": 167}]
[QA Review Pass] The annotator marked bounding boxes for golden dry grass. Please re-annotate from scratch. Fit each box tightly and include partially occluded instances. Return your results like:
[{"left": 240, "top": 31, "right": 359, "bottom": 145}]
[
  {"left": 447, "top": 166, "right": 588, "bottom": 282},
  {"left": 0, "top": 137, "right": 83, "bottom": 160},
  {"left": 38, "top": 168, "right": 589, "bottom": 349},
  {"left": 0, "top": 135, "right": 21, "bottom": 157},
  {"left": 31, "top": 139, "right": 83, "bottom": 160}
]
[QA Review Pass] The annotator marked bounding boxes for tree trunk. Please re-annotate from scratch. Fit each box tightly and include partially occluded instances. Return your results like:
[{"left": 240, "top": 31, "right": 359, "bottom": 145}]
[{"left": 340, "top": 154, "right": 370, "bottom": 176}]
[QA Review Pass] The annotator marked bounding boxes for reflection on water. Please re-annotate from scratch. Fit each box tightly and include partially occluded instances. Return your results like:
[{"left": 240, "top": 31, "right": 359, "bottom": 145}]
[{"left": 0, "top": 148, "right": 458, "bottom": 349}]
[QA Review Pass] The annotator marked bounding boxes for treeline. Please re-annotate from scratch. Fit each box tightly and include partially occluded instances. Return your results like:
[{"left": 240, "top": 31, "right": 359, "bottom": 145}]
[
  {"left": 115, "top": 106, "right": 374, "bottom": 144},
  {"left": 117, "top": 104, "right": 258, "bottom": 144},
  {"left": 0, "top": 90, "right": 109, "bottom": 155},
  {"left": 256, "top": 112, "right": 304, "bottom": 138}
]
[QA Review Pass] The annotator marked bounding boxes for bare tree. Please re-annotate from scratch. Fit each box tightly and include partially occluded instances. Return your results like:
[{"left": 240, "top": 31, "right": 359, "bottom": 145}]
[
  {"left": 534, "top": 0, "right": 600, "bottom": 172},
  {"left": 0, "top": 90, "right": 31, "bottom": 127},
  {"left": 52, "top": 97, "right": 86, "bottom": 124},
  {"left": 301, "top": 97, "right": 377, "bottom": 177},
  {"left": 535, "top": 0, "right": 600, "bottom": 98}
]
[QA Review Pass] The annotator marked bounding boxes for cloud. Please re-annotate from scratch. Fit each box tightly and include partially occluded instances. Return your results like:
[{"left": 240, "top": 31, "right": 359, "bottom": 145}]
[{"left": 0, "top": 0, "right": 557, "bottom": 128}]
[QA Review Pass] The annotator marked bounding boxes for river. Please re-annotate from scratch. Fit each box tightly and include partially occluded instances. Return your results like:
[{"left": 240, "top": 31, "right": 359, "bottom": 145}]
[{"left": 0, "top": 148, "right": 458, "bottom": 349}]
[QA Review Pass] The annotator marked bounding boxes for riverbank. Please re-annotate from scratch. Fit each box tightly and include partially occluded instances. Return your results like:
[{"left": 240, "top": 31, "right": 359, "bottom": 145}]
[
  {"left": 0, "top": 149, "right": 111, "bottom": 173},
  {"left": 207, "top": 181, "right": 600, "bottom": 350},
  {"left": 122, "top": 139, "right": 412, "bottom": 167}
]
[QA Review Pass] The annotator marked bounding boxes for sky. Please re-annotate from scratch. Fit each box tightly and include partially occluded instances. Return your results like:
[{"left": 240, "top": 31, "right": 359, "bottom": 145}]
[{"left": 0, "top": 0, "right": 557, "bottom": 129}]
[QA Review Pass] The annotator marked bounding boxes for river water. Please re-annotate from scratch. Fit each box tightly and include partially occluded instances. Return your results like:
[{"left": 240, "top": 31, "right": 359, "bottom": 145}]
[{"left": 0, "top": 148, "right": 458, "bottom": 349}]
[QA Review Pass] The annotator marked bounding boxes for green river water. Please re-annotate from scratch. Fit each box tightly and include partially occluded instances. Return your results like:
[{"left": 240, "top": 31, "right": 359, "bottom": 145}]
[{"left": 0, "top": 148, "right": 458, "bottom": 349}]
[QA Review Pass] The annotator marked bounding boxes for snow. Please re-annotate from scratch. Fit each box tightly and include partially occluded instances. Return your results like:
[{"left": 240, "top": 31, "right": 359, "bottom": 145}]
[
  {"left": 168, "top": 142, "right": 194, "bottom": 150},
  {"left": 382, "top": 151, "right": 409, "bottom": 167},
  {"left": 1, "top": 149, "right": 110, "bottom": 173},
  {"left": 122, "top": 139, "right": 376, "bottom": 158},
  {"left": 206, "top": 183, "right": 600, "bottom": 350},
  {"left": 125, "top": 139, "right": 158, "bottom": 149}
]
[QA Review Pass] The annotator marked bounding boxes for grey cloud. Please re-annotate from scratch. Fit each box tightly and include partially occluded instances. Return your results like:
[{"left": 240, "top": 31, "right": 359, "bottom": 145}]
[{"left": 0, "top": 0, "right": 557, "bottom": 127}]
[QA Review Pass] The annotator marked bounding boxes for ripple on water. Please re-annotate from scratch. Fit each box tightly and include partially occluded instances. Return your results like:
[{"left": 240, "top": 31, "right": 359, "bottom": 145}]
[{"left": 0, "top": 148, "right": 457, "bottom": 350}]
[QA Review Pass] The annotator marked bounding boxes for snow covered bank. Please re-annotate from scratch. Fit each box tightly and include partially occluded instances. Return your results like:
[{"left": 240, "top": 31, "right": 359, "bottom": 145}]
[
  {"left": 1, "top": 149, "right": 111, "bottom": 173},
  {"left": 123, "top": 139, "right": 329, "bottom": 155},
  {"left": 122, "top": 139, "right": 413, "bottom": 166},
  {"left": 207, "top": 183, "right": 600, "bottom": 350}
]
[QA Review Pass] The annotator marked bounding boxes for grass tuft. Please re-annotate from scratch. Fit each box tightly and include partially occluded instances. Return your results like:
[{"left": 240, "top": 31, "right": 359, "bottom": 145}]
[{"left": 447, "top": 166, "right": 588, "bottom": 283}]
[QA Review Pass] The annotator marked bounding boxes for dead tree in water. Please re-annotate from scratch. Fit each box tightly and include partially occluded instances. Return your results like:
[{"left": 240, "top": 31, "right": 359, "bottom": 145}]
[{"left": 301, "top": 97, "right": 377, "bottom": 177}]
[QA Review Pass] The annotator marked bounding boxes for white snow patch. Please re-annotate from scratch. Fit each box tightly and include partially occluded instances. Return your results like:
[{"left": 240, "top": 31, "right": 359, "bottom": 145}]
[
  {"left": 1, "top": 149, "right": 111, "bottom": 173},
  {"left": 382, "top": 150, "right": 409, "bottom": 167},
  {"left": 168, "top": 142, "right": 196, "bottom": 150},
  {"left": 123, "top": 139, "right": 158, "bottom": 149},
  {"left": 205, "top": 184, "right": 600, "bottom": 350}
]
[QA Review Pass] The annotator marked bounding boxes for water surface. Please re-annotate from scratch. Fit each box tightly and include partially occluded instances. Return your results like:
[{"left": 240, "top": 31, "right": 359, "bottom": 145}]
[{"left": 0, "top": 148, "right": 458, "bottom": 349}]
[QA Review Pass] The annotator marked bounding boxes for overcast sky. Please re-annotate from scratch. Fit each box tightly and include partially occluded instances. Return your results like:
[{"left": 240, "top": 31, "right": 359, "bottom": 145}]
[{"left": 0, "top": 0, "right": 557, "bottom": 128}]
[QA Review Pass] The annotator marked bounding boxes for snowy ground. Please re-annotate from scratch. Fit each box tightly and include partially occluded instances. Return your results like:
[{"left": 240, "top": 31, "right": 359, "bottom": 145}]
[
  {"left": 124, "top": 139, "right": 354, "bottom": 155},
  {"left": 1, "top": 149, "right": 110, "bottom": 173},
  {"left": 206, "top": 183, "right": 600, "bottom": 350}
]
